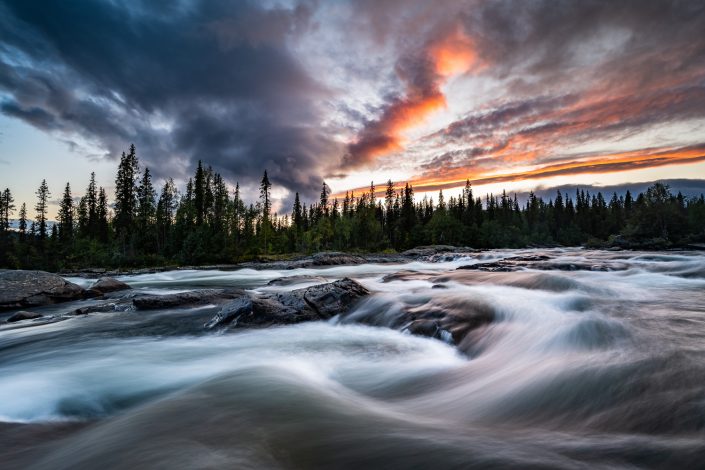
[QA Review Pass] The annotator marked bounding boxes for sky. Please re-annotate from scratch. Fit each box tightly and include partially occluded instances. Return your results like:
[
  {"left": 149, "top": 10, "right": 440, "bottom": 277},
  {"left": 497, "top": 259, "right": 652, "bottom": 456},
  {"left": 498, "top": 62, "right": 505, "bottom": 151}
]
[{"left": 1, "top": 0, "right": 705, "bottom": 218}]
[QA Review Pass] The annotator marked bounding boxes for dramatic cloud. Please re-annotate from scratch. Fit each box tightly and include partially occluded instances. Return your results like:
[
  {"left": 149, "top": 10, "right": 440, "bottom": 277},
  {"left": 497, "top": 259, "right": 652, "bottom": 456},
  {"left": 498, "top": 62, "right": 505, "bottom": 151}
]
[
  {"left": 0, "top": 0, "right": 339, "bottom": 198},
  {"left": 1, "top": 0, "right": 705, "bottom": 200}
]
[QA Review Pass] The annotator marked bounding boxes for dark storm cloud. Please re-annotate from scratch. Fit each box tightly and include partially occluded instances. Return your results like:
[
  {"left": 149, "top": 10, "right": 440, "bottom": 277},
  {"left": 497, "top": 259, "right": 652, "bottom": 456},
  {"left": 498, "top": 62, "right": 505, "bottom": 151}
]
[{"left": 0, "top": 0, "right": 337, "bottom": 198}]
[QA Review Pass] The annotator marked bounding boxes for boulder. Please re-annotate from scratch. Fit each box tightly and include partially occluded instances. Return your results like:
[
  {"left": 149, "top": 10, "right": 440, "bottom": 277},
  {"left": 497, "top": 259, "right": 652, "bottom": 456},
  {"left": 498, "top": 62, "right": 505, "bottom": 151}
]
[
  {"left": 87, "top": 277, "right": 131, "bottom": 295},
  {"left": 205, "top": 278, "right": 370, "bottom": 329},
  {"left": 0, "top": 270, "right": 85, "bottom": 311},
  {"left": 133, "top": 289, "right": 244, "bottom": 310},
  {"left": 72, "top": 302, "right": 133, "bottom": 316},
  {"left": 204, "top": 297, "right": 253, "bottom": 329},
  {"left": 300, "top": 278, "right": 369, "bottom": 318},
  {"left": 306, "top": 252, "right": 367, "bottom": 266},
  {"left": 401, "top": 245, "right": 457, "bottom": 258},
  {"left": 267, "top": 275, "right": 327, "bottom": 286},
  {"left": 6, "top": 310, "right": 43, "bottom": 322}
]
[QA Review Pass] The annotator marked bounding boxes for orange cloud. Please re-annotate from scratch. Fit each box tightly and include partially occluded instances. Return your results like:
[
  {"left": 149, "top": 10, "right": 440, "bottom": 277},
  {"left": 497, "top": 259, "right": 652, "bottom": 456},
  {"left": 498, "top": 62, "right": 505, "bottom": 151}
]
[
  {"left": 333, "top": 144, "right": 705, "bottom": 198},
  {"left": 343, "top": 26, "right": 478, "bottom": 168}
]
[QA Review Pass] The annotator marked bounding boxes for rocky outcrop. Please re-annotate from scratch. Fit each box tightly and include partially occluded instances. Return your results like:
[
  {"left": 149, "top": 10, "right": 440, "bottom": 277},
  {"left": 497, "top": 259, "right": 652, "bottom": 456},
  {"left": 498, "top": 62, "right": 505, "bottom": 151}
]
[
  {"left": 6, "top": 310, "right": 43, "bottom": 322},
  {"left": 0, "top": 270, "right": 85, "bottom": 311},
  {"left": 457, "top": 254, "right": 628, "bottom": 272},
  {"left": 267, "top": 275, "right": 327, "bottom": 286},
  {"left": 86, "top": 277, "right": 132, "bottom": 295},
  {"left": 205, "top": 278, "right": 370, "bottom": 330},
  {"left": 133, "top": 289, "right": 245, "bottom": 310},
  {"left": 401, "top": 245, "right": 458, "bottom": 258}
]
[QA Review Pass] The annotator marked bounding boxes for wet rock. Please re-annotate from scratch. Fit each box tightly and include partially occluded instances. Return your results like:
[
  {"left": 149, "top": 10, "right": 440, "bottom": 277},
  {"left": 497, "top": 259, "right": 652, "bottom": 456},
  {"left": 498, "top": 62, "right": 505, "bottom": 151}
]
[
  {"left": 0, "top": 270, "right": 85, "bottom": 311},
  {"left": 6, "top": 310, "right": 43, "bottom": 322},
  {"left": 307, "top": 252, "right": 367, "bottom": 266},
  {"left": 72, "top": 302, "right": 132, "bottom": 316},
  {"left": 267, "top": 275, "right": 327, "bottom": 286},
  {"left": 133, "top": 289, "right": 244, "bottom": 310},
  {"left": 381, "top": 270, "right": 434, "bottom": 283},
  {"left": 301, "top": 278, "right": 369, "bottom": 318},
  {"left": 401, "top": 245, "right": 457, "bottom": 258},
  {"left": 204, "top": 297, "right": 253, "bottom": 328},
  {"left": 205, "top": 278, "right": 370, "bottom": 329},
  {"left": 87, "top": 277, "right": 132, "bottom": 295}
]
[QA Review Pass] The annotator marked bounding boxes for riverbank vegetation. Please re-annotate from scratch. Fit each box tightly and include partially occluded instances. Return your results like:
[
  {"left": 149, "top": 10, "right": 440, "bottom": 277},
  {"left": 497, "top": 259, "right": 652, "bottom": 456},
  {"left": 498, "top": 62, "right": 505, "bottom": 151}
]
[{"left": 1, "top": 145, "right": 704, "bottom": 270}]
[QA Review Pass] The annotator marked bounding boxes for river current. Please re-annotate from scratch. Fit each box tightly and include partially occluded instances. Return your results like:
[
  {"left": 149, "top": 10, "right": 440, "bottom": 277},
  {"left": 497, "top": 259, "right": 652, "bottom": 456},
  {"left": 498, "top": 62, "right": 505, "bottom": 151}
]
[{"left": 1, "top": 249, "right": 704, "bottom": 469}]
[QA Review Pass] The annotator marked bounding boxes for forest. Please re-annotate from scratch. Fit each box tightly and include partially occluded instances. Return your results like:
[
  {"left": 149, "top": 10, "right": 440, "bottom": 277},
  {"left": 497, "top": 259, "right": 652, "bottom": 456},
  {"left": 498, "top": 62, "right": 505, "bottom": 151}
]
[{"left": 1, "top": 145, "right": 704, "bottom": 271}]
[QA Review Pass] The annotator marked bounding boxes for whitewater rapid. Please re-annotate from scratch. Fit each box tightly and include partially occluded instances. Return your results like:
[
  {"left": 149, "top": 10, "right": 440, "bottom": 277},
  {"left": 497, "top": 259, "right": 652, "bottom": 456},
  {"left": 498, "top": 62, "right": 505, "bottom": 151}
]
[{"left": 1, "top": 249, "right": 704, "bottom": 469}]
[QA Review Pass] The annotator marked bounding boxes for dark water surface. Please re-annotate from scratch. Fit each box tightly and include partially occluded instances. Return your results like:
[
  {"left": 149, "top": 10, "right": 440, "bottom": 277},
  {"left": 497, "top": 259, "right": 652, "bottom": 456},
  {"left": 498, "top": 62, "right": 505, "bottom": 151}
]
[{"left": 1, "top": 249, "right": 705, "bottom": 469}]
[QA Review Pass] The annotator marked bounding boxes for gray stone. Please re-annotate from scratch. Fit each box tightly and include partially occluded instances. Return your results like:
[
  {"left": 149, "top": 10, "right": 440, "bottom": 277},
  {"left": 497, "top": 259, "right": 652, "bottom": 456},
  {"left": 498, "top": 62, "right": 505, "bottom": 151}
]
[
  {"left": 87, "top": 277, "right": 131, "bottom": 295},
  {"left": 6, "top": 310, "right": 43, "bottom": 322},
  {"left": 0, "top": 270, "right": 85, "bottom": 311},
  {"left": 133, "top": 289, "right": 244, "bottom": 310},
  {"left": 204, "top": 297, "right": 253, "bottom": 329}
]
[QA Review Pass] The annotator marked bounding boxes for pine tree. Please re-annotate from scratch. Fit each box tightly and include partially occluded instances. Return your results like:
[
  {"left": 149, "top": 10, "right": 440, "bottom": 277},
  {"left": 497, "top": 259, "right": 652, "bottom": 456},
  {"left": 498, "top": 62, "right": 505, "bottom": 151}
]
[
  {"left": 58, "top": 182, "right": 74, "bottom": 242},
  {"left": 1, "top": 188, "right": 15, "bottom": 231},
  {"left": 260, "top": 170, "right": 272, "bottom": 254},
  {"left": 86, "top": 172, "right": 98, "bottom": 237},
  {"left": 114, "top": 144, "right": 139, "bottom": 253},
  {"left": 194, "top": 160, "right": 206, "bottom": 226},
  {"left": 18, "top": 203, "right": 27, "bottom": 240},
  {"left": 34, "top": 179, "right": 50, "bottom": 241},
  {"left": 97, "top": 187, "right": 109, "bottom": 243},
  {"left": 136, "top": 167, "right": 156, "bottom": 252}
]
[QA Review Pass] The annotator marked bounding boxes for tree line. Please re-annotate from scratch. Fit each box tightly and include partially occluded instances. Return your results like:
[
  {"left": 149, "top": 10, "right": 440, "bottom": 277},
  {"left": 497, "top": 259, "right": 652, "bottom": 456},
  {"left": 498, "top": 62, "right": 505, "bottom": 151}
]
[{"left": 1, "top": 145, "right": 704, "bottom": 270}]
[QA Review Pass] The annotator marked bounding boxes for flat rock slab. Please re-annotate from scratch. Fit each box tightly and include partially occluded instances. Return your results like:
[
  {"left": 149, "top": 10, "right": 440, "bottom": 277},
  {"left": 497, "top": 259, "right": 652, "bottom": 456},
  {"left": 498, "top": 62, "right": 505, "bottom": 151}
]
[
  {"left": 0, "top": 270, "right": 85, "bottom": 311},
  {"left": 133, "top": 289, "right": 245, "bottom": 310},
  {"left": 205, "top": 278, "right": 370, "bottom": 330}
]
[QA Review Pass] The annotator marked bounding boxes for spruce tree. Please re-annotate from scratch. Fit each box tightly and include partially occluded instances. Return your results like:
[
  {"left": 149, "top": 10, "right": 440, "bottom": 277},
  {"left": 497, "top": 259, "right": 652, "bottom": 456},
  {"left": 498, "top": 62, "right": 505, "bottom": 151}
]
[
  {"left": 1, "top": 188, "right": 15, "bottom": 231},
  {"left": 136, "top": 167, "right": 157, "bottom": 252},
  {"left": 114, "top": 145, "right": 139, "bottom": 253},
  {"left": 260, "top": 170, "right": 272, "bottom": 254},
  {"left": 86, "top": 172, "right": 98, "bottom": 237},
  {"left": 97, "top": 187, "right": 109, "bottom": 243},
  {"left": 18, "top": 203, "right": 27, "bottom": 240},
  {"left": 58, "top": 182, "right": 74, "bottom": 242},
  {"left": 35, "top": 179, "right": 50, "bottom": 241}
]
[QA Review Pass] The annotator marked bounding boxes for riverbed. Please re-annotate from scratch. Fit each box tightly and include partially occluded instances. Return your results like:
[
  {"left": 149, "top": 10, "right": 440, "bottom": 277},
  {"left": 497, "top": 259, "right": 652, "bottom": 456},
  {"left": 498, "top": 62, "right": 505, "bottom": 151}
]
[{"left": 1, "top": 248, "right": 705, "bottom": 469}]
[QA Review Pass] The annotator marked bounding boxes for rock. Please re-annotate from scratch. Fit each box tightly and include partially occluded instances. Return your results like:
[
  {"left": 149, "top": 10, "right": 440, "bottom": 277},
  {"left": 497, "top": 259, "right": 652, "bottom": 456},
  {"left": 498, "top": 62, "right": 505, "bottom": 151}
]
[
  {"left": 205, "top": 278, "right": 370, "bottom": 329},
  {"left": 6, "top": 310, "right": 43, "bottom": 322},
  {"left": 307, "top": 252, "right": 367, "bottom": 266},
  {"left": 300, "top": 278, "right": 369, "bottom": 318},
  {"left": 0, "top": 270, "right": 85, "bottom": 311},
  {"left": 204, "top": 297, "right": 253, "bottom": 328},
  {"left": 133, "top": 289, "right": 244, "bottom": 310},
  {"left": 267, "top": 275, "right": 327, "bottom": 286},
  {"left": 401, "top": 245, "right": 457, "bottom": 258},
  {"left": 72, "top": 302, "right": 133, "bottom": 315},
  {"left": 381, "top": 270, "right": 433, "bottom": 283},
  {"left": 87, "top": 277, "right": 131, "bottom": 295}
]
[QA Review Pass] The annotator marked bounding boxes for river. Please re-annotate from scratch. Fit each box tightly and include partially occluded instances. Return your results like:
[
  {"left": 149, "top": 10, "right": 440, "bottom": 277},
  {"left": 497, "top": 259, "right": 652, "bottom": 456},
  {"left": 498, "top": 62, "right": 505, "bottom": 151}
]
[{"left": 1, "top": 249, "right": 704, "bottom": 469}]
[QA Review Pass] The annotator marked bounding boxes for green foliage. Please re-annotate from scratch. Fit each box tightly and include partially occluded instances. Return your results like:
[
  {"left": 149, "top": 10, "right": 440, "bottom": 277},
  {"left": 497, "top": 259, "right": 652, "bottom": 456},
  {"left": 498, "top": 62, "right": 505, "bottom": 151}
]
[{"left": 2, "top": 145, "right": 704, "bottom": 271}]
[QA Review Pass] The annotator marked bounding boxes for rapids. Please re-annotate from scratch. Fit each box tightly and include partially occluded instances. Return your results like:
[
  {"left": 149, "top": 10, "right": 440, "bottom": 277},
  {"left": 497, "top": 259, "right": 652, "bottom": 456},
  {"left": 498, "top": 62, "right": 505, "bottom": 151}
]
[{"left": 1, "top": 248, "right": 705, "bottom": 469}]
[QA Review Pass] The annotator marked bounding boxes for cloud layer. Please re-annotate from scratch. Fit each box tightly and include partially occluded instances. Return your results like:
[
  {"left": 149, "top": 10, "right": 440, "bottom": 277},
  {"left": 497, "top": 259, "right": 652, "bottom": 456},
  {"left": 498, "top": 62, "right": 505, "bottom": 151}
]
[{"left": 2, "top": 0, "right": 705, "bottom": 199}]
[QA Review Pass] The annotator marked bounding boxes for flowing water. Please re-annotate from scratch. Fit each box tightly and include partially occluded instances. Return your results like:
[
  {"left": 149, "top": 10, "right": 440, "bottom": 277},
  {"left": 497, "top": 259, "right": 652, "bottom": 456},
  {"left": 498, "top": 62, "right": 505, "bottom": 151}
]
[{"left": 1, "top": 249, "right": 705, "bottom": 469}]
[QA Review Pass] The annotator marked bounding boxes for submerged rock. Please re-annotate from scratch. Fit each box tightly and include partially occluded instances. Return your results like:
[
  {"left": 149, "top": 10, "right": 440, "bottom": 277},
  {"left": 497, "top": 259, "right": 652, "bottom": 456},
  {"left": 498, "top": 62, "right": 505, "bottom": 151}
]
[
  {"left": 6, "top": 310, "right": 43, "bottom": 322},
  {"left": 133, "top": 289, "right": 244, "bottom": 310},
  {"left": 204, "top": 297, "right": 253, "bottom": 328},
  {"left": 87, "top": 277, "right": 132, "bottom": 295},
  {"left": 0, "top": 270, "right": 85, "bottom": 311},
  {"left": 267, "top": 275, "right": 327, "bottom": 286}
]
